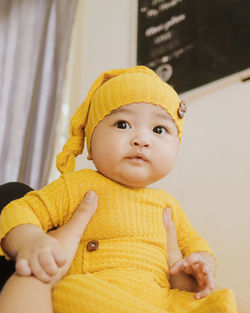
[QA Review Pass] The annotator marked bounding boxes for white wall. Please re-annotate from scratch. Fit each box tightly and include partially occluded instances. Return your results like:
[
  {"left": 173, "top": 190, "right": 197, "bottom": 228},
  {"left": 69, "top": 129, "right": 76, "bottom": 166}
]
[
  {"left": 152, "top": 79, "right": 250, "bottom": 299},
  {"left": 69, "top": 0, "right": 137, "bottom": 119},
  {"left": 52, "top": 0, "right": 250, "bottom": 300}
]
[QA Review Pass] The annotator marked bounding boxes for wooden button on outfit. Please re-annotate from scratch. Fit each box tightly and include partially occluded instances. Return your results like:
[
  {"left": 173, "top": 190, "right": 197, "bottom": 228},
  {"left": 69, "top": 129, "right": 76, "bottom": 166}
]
[
  {"left": 86, "top": 240, "right": 99, "bottom": 251},
  {"left": 178, "top": 101, "right": 187, "bottom": 119}
]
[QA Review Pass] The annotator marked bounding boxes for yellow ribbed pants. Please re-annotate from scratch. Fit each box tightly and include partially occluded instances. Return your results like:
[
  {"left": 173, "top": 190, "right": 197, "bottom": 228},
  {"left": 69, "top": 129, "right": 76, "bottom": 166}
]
[{"left": 52, "top": 269, "right": 238, "bottom": 313}]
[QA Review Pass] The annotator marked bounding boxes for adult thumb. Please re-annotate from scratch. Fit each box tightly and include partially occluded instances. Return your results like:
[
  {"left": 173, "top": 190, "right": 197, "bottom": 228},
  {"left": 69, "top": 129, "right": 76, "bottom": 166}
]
[
  {"left": 48, "top": 191, "right": 97, "bottom": 282},
  {"left": 62, "top": 190, "right": 97, "bottom": 239}
]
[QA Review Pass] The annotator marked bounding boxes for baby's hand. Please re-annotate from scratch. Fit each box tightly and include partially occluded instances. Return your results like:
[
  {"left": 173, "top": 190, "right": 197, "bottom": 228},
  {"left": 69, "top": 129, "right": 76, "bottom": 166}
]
[
  {"left": 15, "top": 190, "right": 97, "bottom": 284},
  {"left": 15, "top": 231, "right": 66, "bottom": 283},
  {"left": 170, "top": 252, "right": 216, "bottom": 299}
]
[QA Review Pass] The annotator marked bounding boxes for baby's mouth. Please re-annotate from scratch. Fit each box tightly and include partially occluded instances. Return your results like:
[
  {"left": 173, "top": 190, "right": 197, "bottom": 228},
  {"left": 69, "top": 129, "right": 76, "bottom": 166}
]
[{"left": 126, "top": 153, "right": 148, "bottom": 162}]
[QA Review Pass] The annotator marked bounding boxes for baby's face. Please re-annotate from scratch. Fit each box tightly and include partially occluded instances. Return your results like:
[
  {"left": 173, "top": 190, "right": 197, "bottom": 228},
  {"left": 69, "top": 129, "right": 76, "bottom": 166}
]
[{"left": 88, "top": 102, "right": 179, "bottom": 188}]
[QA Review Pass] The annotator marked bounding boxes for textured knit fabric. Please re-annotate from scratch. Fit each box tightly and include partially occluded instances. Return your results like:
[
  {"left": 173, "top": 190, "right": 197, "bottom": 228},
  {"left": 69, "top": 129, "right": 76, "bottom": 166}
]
[
  {"left": 0, "top": 169, "right": 238, "bottom": 312},
  {"left": 56, "top": 66, "right": 185, "bottom": 174}
]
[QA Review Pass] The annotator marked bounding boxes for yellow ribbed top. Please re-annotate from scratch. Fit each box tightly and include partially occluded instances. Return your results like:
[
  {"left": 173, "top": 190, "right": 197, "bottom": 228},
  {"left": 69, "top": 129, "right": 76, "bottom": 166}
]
[
  {"left": 0, "top": 169, "right": 238, "bottom": 313},
  {"left": 1, "top": 170, "right": 211, "bottom": 277}
]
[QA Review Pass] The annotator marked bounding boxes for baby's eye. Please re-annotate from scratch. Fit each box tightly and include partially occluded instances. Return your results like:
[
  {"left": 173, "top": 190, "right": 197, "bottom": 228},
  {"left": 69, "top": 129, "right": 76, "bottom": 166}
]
[
  {"left": 153, "top": 126, "right": 167, "bottom": 135},
  {"left": 114, "top": 120, "right": 131, "bottom": 129}
]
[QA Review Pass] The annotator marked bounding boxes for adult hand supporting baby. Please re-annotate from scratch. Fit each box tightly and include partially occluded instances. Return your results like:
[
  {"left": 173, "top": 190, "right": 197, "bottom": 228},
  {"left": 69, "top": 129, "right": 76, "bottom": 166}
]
[
  {"left": 163, "top": 208, "right": 216, "bottom": 299},
  {"left": 3, "top": 191, "right": 97, "bottom": 285},
  {"left": 0, "top": 191, "right": 98, "bottom": 313},
  {"left": 47, "top": 190, "right": 98, "bottom": 286}
]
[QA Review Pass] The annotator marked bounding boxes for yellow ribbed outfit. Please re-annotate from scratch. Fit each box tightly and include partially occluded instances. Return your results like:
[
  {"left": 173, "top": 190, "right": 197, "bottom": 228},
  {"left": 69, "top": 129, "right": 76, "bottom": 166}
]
[{"left": 0, "top": 169, "right": 238, "bottom": 313}]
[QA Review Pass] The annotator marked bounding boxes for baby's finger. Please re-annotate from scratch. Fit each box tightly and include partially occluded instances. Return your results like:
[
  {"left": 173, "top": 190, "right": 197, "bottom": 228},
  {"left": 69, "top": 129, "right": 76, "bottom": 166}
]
[
  {"left": 182, "top": 262, "right": 197, "bottom": 276},
  {"left": 195, "top": 263, "right": 214, "bottom": 289},
  {"left": 191, "top": 264, "right": 204, "bottom": 284},
  {"left": 195, "top": 262, "right": 208, "bottom": 275},
  {"left": 38, "top": 251, "right": 59, "bottom": 276},
  {"left": 197, "top": 272, "right": 215, "bottom": 292},
  {"left": 15, "top": 258, "right": 32, "bottom": 276},
  {"left": 30, "top": 255, "right": 52, "bottom": 283},
  {"left": 182, "top": 253, "right": 201, "bottom": 267},
  {"left": 52, "top": 245, "right": 67, "bottom": 268},
  {"left": 170, "top": 259, "right": 185, "bottom": 274},
  {"left": 201, "top": 263, "right": 210, "bottom": 274},
  {"left": 205, "top": 272, "right": 215, "bottom": 289},
  {"left": 195, "top": 287, "right": 211, "bottom": 299}
]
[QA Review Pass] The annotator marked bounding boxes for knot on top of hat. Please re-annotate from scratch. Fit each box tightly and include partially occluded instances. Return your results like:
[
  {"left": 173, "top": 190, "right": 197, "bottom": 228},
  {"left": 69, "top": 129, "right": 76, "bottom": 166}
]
[{"left": 56, "top": 135, "right": 84, "bottom": 173}]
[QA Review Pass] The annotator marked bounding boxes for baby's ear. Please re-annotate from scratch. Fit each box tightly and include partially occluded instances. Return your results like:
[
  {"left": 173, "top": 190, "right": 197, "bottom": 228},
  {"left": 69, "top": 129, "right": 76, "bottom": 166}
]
[{"left": 87, "top": 151, "right": 93, "bottom": 160}]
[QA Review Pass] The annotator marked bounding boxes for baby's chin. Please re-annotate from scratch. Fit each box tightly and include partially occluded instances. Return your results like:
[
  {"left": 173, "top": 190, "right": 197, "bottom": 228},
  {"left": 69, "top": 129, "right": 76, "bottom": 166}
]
[
  {"left": 109, "top": 172, "right": 158, "bottom": 189},
  {"left": 95, "top": 166, "right": 162, "bottom": 188}
]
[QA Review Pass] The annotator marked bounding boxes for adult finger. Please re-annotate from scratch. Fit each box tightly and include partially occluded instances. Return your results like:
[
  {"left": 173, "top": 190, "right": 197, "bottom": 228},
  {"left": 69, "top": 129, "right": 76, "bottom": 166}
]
[
  {"left": 163, "top": 208, "right": 178, "bottom": 247},
  {"left": 163, "top": 208, "right": 182, "bottom": 268},
  {"left": 61, "top": 190, "right": 97, "bottom": 240},
  {"left": 47, "top": 191, "right": 98, "bottom": 285}
]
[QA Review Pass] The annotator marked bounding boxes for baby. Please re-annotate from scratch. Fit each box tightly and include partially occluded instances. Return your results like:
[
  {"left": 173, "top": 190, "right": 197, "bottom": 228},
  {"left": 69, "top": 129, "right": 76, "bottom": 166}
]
[{"left": 0, "top": 66, "right": 238, "bottom": 312}]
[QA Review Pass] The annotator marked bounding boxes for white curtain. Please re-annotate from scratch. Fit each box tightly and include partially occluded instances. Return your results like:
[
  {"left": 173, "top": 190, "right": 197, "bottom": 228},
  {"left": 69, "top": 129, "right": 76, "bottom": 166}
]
[{"left": 0, "top": 0, "right": 78, "bottom": 189}]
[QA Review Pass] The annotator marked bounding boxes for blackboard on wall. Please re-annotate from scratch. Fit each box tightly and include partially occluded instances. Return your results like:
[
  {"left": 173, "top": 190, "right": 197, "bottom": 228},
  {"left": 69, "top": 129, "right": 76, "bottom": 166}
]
[{"left": 137, "top": 0, "right": 250, "bottom": 93}]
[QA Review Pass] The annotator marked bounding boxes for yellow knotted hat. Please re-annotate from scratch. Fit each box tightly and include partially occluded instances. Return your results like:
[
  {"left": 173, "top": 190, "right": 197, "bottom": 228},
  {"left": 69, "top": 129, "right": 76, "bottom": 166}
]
[{"left": 56, "top": 66, "right": 186, "bottom": 174}]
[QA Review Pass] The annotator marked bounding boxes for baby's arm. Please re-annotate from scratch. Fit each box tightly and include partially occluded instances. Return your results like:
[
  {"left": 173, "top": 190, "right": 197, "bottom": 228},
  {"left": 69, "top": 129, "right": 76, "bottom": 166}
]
[
  {"left": 0, "top": 174, "right": 85, "bottom": 281},
  {"left": 2, "top": 224, "right": 66, "bottom": 282},
  {"left": 163, "top": 208, "right": 216, "bottom": 299},
  {"left": 1, "top": 190, "right": 97, "bottom": 283},
  {"left": 0, "top": 191, "right": 98, "bottom": 313}
]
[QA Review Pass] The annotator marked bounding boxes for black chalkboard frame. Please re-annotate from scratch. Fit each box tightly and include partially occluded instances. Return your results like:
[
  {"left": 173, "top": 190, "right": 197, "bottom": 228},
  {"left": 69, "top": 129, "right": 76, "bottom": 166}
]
[{"left": 137, "top": 0, "right": 250, "bottom": 94}]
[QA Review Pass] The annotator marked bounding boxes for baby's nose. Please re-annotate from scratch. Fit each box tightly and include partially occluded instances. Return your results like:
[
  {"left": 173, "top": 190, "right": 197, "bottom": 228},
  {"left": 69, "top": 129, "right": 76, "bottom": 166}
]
[{"left": 131, "top": 136, "right": 150, "bottom": 148}]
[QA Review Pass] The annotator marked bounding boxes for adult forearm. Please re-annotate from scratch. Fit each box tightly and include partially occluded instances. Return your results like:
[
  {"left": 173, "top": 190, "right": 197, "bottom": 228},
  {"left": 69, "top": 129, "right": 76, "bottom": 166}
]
[{"left": 1, "top": 224, "right": 44, "bottom": 258}]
